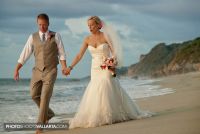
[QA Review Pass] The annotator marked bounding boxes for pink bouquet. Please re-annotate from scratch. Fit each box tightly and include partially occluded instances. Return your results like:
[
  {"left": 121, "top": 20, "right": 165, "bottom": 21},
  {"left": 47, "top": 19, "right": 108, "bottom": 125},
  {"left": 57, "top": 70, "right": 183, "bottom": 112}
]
[{"left": 100, "top": 57, "right": 118, "bottom": 77}]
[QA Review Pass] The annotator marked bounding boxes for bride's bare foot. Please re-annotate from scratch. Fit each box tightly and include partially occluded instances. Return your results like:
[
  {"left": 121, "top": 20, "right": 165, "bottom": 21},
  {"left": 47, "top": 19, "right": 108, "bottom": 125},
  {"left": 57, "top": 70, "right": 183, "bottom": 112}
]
[{"left": 45, "top": 119, "right": 49, "bottom": 124}]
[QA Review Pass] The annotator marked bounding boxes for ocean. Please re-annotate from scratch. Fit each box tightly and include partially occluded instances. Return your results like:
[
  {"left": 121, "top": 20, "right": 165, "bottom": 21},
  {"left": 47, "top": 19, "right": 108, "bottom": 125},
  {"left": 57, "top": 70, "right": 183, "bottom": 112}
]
[{"left": 0, "top": 77, "right": 174, "bottom": 134}]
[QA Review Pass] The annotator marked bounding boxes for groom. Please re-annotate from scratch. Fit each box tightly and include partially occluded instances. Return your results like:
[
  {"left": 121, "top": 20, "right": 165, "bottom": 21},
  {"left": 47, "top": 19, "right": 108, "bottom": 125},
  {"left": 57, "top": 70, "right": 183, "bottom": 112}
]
[{"left": 14, "top": 13, "right": 70, "bottom": 134}]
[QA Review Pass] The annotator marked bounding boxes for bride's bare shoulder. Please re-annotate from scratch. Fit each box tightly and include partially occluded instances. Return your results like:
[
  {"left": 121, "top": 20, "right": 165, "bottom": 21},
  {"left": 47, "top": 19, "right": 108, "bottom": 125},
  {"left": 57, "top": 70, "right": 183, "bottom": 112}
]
[
  {"left": 83, "top": 36, "right": 91, "bottom": 45},
  {"left": 101, "top": 32, "right": 109, "bottom": 43}
]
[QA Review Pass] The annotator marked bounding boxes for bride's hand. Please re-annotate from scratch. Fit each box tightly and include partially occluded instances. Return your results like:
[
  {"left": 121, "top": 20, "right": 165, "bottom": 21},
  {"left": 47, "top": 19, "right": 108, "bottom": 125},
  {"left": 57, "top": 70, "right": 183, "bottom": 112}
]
[{"left": 62, "top": 67, "right": 71, "bottom": 76}]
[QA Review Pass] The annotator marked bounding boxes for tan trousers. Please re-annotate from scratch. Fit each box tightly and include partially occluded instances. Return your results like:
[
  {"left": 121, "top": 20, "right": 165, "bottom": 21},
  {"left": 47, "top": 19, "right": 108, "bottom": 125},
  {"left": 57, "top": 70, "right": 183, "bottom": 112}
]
[{"left": 30, "top": 67, "right": 57, "bottom": 124}]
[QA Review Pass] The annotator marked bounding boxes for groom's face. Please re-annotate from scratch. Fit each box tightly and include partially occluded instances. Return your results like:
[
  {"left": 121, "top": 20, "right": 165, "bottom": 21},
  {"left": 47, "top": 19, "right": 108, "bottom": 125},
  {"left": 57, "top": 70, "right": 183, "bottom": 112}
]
[{"left": 37, "top": 18, "right": 49, "bottom": 33}]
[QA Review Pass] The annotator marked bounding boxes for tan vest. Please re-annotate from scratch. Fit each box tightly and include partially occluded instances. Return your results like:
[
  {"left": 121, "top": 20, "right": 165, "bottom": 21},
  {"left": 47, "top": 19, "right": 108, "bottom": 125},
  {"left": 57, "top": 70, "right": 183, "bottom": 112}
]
[{"left": 32, "top": 31, "right": 59, "bottom": 71}]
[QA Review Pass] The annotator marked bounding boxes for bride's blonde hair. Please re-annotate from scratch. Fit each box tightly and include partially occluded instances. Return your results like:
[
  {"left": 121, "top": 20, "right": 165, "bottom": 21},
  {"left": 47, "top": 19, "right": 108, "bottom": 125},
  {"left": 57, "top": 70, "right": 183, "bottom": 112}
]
[{"left": 88, "top": 16, "right": 102, "bottom": 29}]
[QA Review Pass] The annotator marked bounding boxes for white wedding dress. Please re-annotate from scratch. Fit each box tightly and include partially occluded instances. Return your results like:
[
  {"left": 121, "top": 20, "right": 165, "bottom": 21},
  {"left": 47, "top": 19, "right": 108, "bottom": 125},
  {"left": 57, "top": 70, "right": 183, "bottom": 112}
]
[{"left": 69, "top": 43, "right": 153, "bottom": 129}]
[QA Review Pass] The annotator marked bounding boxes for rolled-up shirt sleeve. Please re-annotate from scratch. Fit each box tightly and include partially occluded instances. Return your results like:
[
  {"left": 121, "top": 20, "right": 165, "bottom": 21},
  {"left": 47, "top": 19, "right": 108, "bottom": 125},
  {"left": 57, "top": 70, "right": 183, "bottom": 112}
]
[
  {"left": 17, "top": 35, "right": 34, "bottom": 65},
  {"left": 55, "top": 33, "right": 66, "bottom": 60}
]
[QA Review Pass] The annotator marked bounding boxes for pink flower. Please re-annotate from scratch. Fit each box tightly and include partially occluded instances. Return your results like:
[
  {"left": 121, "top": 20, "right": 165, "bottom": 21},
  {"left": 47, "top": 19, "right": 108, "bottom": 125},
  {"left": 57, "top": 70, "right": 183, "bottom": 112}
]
[
  {"left": 47, "top": 32, "right": 55, "bottom": 41},
  {"left": 99, "top": 22, "right": 103, "bottom": 29},
  {"left": 100, "top": 57, "right": 117, "bottom": 77}
]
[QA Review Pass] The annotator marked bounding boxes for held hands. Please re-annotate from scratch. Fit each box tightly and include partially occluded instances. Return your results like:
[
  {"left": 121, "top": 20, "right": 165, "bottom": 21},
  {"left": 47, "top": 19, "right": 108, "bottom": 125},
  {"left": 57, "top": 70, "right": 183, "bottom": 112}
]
[{"left": 62, "top": 67, "right": 72, "bottom": 76}]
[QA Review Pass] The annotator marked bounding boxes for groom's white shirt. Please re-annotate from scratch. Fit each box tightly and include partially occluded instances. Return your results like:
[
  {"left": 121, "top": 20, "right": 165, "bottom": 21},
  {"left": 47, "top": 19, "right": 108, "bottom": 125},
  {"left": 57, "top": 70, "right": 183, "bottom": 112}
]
[{"left": 18, "top": 30, "right": 66, "bottom": 65}]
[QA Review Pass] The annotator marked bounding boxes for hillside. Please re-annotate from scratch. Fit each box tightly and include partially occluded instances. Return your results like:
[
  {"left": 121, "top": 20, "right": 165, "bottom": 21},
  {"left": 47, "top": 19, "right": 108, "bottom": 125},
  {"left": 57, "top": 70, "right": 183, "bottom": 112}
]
[{"left": 124, "top": 37, "right": 200, "bottom": 77}]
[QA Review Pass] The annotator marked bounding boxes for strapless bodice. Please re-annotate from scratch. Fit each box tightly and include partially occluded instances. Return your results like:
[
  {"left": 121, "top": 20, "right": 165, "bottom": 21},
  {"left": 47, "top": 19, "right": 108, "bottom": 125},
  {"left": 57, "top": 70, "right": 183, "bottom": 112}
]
[{"left": 88, "top": 43, "right": 110, "bottom": 69}]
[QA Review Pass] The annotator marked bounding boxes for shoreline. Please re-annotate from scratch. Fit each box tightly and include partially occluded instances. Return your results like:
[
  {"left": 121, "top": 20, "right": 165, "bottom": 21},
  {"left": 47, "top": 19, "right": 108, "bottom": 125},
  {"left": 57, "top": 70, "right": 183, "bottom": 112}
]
[{"left": 42, "top": 72, "right": 200, "bottom": 134}]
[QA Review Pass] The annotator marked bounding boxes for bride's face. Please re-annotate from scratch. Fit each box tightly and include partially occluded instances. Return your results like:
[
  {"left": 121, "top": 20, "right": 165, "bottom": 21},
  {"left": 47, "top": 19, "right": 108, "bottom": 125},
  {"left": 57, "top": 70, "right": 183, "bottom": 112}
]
[{"left": 88, "top": 20, "right": 99, "bottom": 33}]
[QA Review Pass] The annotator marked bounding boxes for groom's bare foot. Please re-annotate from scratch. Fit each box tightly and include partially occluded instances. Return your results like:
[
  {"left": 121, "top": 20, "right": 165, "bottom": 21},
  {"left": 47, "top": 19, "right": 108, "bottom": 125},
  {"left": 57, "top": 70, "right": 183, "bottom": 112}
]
[
  {"left": 46, "top": 114, "right": 55, "bottom": 124},
  {"left": 35, "top": 129, "right": 43, "bottom": 134}
]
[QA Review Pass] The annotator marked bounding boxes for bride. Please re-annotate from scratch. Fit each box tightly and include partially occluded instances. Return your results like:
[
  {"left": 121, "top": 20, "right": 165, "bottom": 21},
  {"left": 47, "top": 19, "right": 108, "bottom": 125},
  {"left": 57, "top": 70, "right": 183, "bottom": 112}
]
[{"left": 65, "top": 16, "right": 153, "bottom": 129}]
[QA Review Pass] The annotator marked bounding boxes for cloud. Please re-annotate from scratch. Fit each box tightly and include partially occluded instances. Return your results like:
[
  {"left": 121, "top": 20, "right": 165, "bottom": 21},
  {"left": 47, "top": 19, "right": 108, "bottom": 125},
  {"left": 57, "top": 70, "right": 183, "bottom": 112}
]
[
  {"left": 0, "top": 0, "right": 200, "bottom": 78},
  {"left": 64, "top": 16, "right": 133, "bottom": 39},
  {"left": 1, "top": 0, "right": 200, "bottom": 35},
  {"left": 120, "top": 0, "right": 200, "bottom": 21},
  {"left": 0, "top": 0, "right": 114, "bottom": 19},
  {"left": 65, "top": 17, "right": 89, "bottom": 38},
  {"left": 1, "top": 0, "right": 200, "bottom": 20}
]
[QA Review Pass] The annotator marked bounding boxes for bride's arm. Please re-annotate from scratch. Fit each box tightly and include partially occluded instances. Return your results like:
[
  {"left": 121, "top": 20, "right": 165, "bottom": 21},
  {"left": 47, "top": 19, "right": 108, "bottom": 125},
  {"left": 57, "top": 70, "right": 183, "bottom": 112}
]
[
  {"left": 103, "top": 33, "right": 118, "bottom": 67},
  {"left": 107, "top": 41, "right": 115, "bottom": 57},
  {"left": 103, "top": 33, "right": 115, "bottom": 57},
  {"left": 69, "top": 38, "right": 88, "bottom": 69}
]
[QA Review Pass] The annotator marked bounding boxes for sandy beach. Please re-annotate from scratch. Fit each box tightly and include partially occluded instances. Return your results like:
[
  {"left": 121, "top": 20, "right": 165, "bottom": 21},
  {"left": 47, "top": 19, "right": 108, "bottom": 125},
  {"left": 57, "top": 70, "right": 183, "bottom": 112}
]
[{"left": 43, "top": 72, "right": 200, "bottom": 134}]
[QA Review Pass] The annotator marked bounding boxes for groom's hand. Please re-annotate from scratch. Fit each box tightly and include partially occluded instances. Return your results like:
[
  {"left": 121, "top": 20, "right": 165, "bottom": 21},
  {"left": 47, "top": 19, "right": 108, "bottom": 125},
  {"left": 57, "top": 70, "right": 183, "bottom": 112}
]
[
  {"left": 62, "top": 67, "right": 71, "bottom": 76},
  {"left": 14, "top": 63, "right": 22, "bottom": 81},
  {"left": 65, "top": 67, "right": 71, "bottom": 75},
  {"left": 14, "top": 70, "right": 20, "bottom": 81}
]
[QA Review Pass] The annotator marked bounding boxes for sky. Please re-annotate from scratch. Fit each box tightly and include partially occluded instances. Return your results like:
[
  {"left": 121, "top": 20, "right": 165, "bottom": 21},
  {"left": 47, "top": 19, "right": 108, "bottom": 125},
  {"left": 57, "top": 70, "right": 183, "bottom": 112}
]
[{"left": 0, "top": 0, "right": 200, "bottom": 78}]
